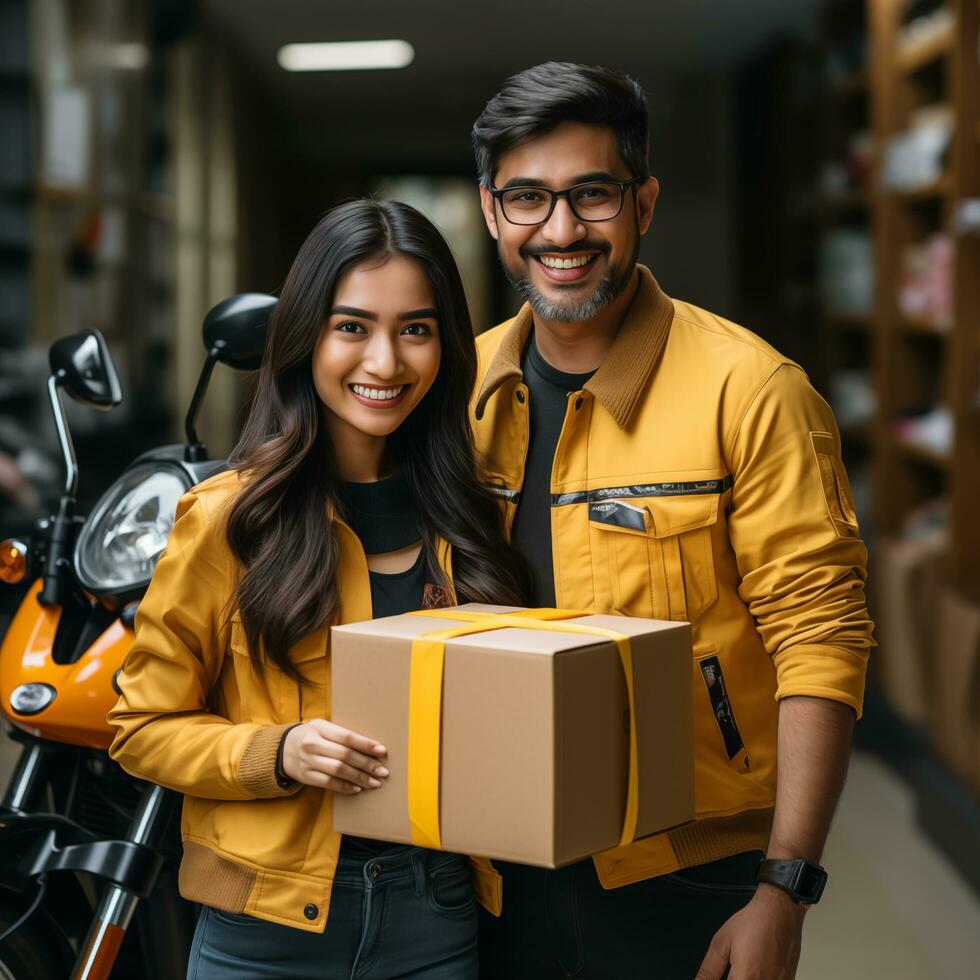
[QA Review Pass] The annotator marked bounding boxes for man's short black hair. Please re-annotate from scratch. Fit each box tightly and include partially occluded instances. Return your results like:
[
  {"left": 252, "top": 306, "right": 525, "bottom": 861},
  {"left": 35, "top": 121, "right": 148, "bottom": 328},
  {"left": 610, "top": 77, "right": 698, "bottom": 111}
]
[{"left": 471, "top": 62, "right": 649, "bottom": 188}]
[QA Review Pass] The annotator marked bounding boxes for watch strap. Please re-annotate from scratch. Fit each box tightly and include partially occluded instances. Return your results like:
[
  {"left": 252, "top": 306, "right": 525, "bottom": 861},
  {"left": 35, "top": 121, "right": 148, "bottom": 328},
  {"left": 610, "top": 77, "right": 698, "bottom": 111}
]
[{"left": 755, "top": 858, "right": 827, "bottom": 904}]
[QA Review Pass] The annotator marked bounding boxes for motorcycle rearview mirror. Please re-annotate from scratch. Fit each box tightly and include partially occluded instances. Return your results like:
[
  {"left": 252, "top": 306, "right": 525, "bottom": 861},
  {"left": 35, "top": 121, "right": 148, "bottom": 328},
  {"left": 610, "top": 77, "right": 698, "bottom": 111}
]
[
  {"left": 49, "top": 329, "right": 123, "bottom": 411},
  {"left": 185, "top": 293, "right": 276, "bottom": 462},
  {"left": 203, "top": 293, "right": 276, "bottom": 371},
  {"left": 40, "top": 329, "right": 122, "bottom": 607}
]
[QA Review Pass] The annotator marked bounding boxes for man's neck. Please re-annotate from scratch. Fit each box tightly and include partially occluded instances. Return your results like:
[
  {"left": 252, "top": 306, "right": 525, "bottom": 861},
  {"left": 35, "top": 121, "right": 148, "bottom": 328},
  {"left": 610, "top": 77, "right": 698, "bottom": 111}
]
[{"left": 530, "top": 267, "right": 640, "bottom": 374}]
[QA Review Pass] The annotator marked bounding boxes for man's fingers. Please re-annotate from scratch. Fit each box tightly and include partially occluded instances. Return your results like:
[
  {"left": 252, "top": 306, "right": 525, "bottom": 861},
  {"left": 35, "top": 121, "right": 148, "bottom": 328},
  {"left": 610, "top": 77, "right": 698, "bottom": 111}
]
[
  {"left": 695, "top": 934, "right": 731, "bottom": 980},
  {"left": 310, "top": 718, "right": 386, "bottom": 756}
]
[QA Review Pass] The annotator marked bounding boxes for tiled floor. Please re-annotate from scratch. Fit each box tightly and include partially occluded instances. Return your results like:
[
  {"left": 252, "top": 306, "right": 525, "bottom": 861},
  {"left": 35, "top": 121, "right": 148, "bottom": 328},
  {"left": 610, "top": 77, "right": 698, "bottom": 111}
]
[{"left": 0, "top": 731, "right": 977, "bottom": 977}]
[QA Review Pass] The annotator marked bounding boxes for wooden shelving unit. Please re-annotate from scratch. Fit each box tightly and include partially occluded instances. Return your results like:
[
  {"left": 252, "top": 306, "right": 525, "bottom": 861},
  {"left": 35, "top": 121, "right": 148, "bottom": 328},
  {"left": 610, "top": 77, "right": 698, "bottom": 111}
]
[
  {"left": 741, "top": 0, "right": 980, "bottom": 896},
  {"left": 868, "top": 0, "right": 980, "bottom": 593},
  {"left": 861, "top": 0, "right": 980, "bottom": 890}
]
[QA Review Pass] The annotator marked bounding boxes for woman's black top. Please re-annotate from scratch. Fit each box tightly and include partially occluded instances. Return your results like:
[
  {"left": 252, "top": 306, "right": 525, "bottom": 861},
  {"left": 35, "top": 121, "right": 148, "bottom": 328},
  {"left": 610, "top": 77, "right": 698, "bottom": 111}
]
[{"left": 339, "top": 470, "right": 426, "bottom": 619}]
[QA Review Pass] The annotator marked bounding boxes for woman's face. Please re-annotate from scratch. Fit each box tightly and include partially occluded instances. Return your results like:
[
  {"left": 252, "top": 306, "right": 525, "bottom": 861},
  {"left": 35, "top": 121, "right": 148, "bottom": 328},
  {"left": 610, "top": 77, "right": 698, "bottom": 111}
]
[{"left": 313, "top": 253, "right": 442, "bottom": 443}]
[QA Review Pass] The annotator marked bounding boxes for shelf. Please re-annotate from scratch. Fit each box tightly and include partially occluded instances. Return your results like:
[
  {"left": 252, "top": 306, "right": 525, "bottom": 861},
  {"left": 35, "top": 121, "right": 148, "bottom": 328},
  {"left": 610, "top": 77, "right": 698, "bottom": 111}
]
[
  {"left": 895, "top": 19, "right": 954, "bottom": 75},
  {"left": 896, "top": 316, "right": 951, "bottom": 337},
  {"left": 888, "top": 176, "right": 951, "bottom": 202},
  {"left": 894, "top": 439, "right": 952, "bottom": 471}
]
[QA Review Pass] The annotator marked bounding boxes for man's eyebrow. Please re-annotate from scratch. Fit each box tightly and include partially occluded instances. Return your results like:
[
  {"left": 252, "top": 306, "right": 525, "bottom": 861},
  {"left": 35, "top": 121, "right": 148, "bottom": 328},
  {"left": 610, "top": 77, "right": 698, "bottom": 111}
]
[
  {"left": 498, "top": 171, "right": 621, "bottom": 190},
  {"left": 399, "top": 308, "right": 438, "bottom": 320},
  {"left": 329, "top": 305, "right": 377, "bottom": 321}
]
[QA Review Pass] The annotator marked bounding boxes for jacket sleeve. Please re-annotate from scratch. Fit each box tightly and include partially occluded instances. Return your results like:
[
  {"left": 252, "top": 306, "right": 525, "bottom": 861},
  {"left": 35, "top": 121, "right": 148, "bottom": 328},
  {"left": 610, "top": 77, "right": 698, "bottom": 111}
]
[
  {"left": 107, "top": 488, "right": 298, "bottom": 800},
  {"left": 727, "top": 363, "right": 875, "bottom": 716}
]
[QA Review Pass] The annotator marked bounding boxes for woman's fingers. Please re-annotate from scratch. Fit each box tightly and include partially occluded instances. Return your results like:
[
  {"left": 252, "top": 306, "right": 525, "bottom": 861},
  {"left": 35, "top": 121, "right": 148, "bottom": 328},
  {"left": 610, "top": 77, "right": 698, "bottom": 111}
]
[
  {"left": 281, "top": 719, "right": 389, "bottom": 792},
  {"left": 306, "top": 755, "right": 384, "bottom": 789},
  {"left": 310, "top": 718, "right": 386, "bottom": 757},
  {"left": 305, "top": 770, "right": 363, "bottom": 794},
  {"left": 302, "top": 738, "right": 389, "bottom": 778}
]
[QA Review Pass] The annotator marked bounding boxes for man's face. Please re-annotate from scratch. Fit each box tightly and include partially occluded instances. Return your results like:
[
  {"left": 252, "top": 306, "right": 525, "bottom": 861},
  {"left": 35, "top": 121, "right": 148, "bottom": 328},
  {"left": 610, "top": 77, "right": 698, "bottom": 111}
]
[{"left": 479, "top": 122, "right": 658, "bottom": 323}]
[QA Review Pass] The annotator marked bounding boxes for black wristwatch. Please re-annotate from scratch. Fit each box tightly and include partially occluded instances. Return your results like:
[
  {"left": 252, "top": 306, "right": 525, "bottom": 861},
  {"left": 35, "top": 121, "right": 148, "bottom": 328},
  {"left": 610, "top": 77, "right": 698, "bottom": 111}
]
[{"left": 755, "top": 858, "right": 827, "bottom": 905}]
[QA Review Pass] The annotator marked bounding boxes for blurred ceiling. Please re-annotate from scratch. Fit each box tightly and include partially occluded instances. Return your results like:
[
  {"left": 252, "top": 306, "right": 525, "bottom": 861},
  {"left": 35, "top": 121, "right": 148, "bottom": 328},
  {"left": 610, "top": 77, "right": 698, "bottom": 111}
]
[{"left": 204, "top": 0, "right": 820, "bottom": 169}]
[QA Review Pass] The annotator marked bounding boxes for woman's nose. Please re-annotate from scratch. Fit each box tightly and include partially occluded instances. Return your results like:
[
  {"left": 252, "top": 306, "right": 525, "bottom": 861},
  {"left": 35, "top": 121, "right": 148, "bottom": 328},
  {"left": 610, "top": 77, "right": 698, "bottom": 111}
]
[{"left": 362, "top": 335, "right": 399, "bottom": 377}]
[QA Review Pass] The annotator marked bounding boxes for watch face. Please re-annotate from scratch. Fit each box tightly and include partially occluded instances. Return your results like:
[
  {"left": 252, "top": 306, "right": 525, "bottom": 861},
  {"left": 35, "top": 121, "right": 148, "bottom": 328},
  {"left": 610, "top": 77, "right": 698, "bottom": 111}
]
[{"left": 796, "top": 863, "right": 827, "bottom": 902}]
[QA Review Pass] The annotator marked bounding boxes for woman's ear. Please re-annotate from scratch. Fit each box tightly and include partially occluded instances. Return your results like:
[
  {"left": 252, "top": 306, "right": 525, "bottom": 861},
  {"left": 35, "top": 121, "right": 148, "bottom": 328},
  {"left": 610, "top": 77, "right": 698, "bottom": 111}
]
[
  {"left": 479, "top": 185, "right": 500, "bottom": 241},
  {"left": 636, "top": 177, "right": 659, "bottom": 236}
]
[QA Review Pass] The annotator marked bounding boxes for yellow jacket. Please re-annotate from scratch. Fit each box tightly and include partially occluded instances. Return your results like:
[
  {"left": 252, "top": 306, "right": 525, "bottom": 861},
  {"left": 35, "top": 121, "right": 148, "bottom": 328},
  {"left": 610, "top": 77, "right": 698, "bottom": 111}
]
[
  {"left": 470, "top": 266, "right": 875, "bottom": 887},
  {"left": 107, "top": 471, "right": 501, "bottom": 931}
]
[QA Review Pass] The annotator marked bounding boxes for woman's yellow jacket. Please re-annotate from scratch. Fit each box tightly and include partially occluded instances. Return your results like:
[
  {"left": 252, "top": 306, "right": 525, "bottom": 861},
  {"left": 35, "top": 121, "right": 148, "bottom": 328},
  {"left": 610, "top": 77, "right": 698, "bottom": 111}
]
[
  {"left": 107, "top": 472, "right": 500, "bottom": 932},
  {"left": 469, "top": 266, "right": 875, "bottom": 887}
]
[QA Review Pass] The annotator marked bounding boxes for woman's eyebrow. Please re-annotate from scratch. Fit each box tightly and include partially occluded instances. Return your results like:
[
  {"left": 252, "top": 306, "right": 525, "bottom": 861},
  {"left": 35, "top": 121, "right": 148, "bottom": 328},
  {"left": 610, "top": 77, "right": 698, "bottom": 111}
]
[
  {"left": 329, "top": 305, "right": 377, "bottom": 320},
  {"left": 398, "top": 308, "right": 438, "bottom": 320}
]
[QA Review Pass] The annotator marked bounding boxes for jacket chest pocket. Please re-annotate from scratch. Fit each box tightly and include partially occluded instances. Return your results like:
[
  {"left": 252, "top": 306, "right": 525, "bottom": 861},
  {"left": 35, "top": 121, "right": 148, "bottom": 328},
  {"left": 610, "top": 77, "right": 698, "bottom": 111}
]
[
  {"left": 228, "top": 620, "right": 328, "bottom": 724},
  {"left": 589, "top": 492, "right": 720, "bottom": 622}
]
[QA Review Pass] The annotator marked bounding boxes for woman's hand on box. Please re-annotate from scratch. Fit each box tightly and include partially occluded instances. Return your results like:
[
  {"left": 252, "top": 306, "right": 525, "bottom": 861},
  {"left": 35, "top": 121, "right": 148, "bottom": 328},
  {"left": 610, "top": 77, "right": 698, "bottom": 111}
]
[{"left": 281, "top": 719, "right": 389, "bottom": 793}]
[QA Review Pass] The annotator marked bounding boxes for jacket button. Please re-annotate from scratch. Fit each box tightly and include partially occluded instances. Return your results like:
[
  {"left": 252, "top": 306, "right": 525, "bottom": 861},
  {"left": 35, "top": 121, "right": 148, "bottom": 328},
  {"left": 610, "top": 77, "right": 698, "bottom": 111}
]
[
  {"left": 303, "top": 903, "right": 318, "bottom": 920},
  {"left": 515, "top": 390, "right": 526, "bottom": 404}
]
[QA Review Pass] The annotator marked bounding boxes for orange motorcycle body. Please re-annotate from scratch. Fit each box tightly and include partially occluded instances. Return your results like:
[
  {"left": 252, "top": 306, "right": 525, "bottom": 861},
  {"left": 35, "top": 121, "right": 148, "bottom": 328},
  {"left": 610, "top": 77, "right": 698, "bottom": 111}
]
[{"left": 0, "top": 580, "right": 130, "bottom": 749}]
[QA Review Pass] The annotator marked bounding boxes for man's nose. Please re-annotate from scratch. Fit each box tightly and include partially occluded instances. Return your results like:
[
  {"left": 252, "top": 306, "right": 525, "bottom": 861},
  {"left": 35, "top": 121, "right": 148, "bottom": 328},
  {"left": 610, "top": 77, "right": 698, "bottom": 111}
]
[{"left": 540, "top": 197, "right": 587, "bottom": 249}]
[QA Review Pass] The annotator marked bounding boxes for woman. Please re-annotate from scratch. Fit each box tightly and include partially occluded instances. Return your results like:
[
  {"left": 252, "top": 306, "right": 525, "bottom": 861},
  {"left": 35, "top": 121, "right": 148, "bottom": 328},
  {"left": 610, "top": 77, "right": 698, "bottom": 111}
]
[{"left": 108, "top": 199, "right": 529, "bottom": 979}]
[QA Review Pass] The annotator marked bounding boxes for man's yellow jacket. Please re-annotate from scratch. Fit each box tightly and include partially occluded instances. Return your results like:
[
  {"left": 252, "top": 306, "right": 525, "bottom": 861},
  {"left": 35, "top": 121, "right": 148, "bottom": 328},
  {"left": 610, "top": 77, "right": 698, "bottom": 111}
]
[{"left": 469, "top": 266, "right": 874, "bottom": 887}]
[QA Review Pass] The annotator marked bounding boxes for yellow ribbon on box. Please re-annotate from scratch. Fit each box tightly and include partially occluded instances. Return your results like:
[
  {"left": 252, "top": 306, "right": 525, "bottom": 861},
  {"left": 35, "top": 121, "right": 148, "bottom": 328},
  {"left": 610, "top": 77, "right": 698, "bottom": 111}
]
[{"left": 406, "top": 608, "right": 640, "bottom": 851}]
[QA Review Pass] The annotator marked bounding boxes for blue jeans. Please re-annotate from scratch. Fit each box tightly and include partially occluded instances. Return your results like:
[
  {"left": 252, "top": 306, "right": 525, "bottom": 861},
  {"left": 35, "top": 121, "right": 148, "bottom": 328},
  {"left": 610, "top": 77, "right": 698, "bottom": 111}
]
[{"left": 187, "top": 846, "right": 478, "bottom": 980}]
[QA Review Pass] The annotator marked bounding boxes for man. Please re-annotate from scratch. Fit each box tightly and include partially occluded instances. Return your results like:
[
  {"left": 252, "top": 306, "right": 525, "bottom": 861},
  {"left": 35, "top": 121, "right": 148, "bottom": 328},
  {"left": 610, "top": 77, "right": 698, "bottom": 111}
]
[{"left": 468, "top": 62, "right": 874, "bottom": 979}]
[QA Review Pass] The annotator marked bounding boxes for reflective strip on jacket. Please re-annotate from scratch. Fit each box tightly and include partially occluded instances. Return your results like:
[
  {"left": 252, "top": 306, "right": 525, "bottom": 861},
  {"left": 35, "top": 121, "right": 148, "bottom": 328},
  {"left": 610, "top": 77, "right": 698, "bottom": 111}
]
[{"left": 469, "top": 265, "right": 875, "bottom": 889}]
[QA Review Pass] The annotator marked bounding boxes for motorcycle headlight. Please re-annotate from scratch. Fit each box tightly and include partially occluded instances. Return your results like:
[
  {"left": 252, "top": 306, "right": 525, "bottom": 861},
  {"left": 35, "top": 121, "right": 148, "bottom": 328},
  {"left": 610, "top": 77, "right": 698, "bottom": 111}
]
[{"left": 74, "top": 462, "right": 192, "bottom": 595}]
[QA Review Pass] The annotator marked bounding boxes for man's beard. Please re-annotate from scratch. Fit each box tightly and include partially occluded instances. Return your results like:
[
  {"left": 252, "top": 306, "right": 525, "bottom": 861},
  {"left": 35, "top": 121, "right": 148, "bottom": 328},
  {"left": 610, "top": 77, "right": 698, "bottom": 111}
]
[{"left": 500, "top": 236, "right": 640, "bottom": 323}]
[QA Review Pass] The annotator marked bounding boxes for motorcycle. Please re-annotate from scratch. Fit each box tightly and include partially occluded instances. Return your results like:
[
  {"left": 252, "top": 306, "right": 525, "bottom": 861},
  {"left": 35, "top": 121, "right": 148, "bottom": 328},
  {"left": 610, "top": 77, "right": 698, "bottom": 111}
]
[{"left": 0, "top": 293, "right": 275, "bottom": 980}]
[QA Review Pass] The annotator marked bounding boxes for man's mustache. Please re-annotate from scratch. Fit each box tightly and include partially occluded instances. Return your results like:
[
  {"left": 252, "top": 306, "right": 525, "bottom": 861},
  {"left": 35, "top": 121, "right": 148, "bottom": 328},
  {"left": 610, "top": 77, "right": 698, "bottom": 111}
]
[{"left": 520, "top": 242, "right": 610, "bottom": 259}]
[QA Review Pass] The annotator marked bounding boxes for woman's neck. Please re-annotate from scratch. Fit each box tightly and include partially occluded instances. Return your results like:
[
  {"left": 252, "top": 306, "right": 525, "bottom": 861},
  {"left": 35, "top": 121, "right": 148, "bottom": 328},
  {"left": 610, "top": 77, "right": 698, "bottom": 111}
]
[{"left": 326, "top": 415, "right": 389, "bottom": 483}]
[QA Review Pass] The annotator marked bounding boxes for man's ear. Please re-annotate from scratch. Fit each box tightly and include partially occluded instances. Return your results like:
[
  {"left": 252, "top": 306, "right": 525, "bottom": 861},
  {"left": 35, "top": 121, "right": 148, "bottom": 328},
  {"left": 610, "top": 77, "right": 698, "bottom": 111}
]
[
  {"left": 479, "top": 185, "right": 500, "bottom": 241},
  {"left": 635, "top": 177, "right": 659, "bottom": 236}
]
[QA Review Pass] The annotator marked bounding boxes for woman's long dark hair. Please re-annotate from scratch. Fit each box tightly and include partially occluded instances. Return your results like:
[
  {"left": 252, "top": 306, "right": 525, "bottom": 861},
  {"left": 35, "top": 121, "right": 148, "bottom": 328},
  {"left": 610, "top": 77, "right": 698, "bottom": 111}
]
[{"left": 226, "top": 199, "right": 530, "bottom": 678}]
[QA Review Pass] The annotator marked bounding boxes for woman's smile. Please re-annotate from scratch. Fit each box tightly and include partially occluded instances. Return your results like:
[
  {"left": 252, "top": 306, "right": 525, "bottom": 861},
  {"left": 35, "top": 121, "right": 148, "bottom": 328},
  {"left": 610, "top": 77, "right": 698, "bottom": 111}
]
[{"left": 348, "top": 382, "right": 411, "bottom": 408}]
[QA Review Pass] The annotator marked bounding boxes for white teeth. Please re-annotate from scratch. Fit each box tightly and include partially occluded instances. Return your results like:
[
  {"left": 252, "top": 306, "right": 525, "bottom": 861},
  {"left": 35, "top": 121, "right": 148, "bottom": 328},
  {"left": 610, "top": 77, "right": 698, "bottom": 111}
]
[
  {"left": 539, "top": 254, "right": 593, "bottom": 270},
  {"left": 352, "top": 384, "right": 405, "bottom": 401}
]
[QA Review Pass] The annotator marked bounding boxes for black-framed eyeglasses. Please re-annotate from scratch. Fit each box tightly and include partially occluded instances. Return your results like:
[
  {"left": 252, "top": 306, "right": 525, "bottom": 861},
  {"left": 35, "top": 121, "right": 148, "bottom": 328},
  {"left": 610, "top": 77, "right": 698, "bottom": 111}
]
[{"left": 490, "top": 178, "right": 643, "bottom": 226}]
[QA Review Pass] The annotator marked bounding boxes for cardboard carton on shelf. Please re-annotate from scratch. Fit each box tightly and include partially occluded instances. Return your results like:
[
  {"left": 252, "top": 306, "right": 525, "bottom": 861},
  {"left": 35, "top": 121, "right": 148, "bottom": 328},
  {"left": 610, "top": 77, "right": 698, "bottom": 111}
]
[
  {"left": 331, "top": 604, "right": 694, "bottom": 868},
  {"left": 930, "top": 586, "right": 980, "bottom": 794},
  {"left": 873, "top": 533, "right": 946, "bottom": 723}
]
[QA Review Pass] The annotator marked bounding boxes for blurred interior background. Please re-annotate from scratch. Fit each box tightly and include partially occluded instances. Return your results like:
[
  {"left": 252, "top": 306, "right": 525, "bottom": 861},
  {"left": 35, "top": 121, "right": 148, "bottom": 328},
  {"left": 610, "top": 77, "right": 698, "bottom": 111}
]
[{"left": 1, "top": 1, "right": 979, "bottom": 975}]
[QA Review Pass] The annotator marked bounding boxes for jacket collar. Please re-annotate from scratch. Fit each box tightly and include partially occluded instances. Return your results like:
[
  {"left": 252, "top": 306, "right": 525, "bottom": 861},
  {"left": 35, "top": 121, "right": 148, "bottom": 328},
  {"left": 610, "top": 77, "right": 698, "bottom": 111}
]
[{"left": 474, "top": 265, "right": 674, "bottom": 429}]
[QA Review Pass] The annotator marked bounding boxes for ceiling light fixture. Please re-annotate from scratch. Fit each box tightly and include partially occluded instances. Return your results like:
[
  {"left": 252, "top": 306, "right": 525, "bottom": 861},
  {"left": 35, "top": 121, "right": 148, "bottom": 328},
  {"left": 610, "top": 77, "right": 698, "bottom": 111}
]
[{"left": 277, "top": 40, "right": 415, "bottom": 72}]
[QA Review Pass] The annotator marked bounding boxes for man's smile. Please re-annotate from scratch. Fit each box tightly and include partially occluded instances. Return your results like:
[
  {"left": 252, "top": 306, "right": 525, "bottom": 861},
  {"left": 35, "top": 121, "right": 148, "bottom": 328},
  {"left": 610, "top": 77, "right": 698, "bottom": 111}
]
[{"left": 531, "top": 250, "right": 602, "bottom": 283}]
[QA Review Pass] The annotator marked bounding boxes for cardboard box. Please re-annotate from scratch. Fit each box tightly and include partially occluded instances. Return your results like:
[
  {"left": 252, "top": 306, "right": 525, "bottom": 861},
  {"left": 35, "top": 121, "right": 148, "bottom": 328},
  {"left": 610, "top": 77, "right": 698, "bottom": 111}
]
[
  {"left": 873, "top": 534, "right": 946, "bottom": 723},
  {"left": 930, "top": 586, "right": 980, "bottom": 792},
  {"left": 331, "top": 604, "right": 694, "bottom": 868}
]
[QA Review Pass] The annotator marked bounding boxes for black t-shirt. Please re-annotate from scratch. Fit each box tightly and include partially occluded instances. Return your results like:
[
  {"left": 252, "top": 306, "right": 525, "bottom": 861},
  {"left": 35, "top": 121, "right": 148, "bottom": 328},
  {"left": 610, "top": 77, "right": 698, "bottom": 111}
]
[
  {"left": 367, "top": 548, "right": 427, "bottom": 619},
  {"left": 511, "top": 335, "right": 596, "bottom": 607}
]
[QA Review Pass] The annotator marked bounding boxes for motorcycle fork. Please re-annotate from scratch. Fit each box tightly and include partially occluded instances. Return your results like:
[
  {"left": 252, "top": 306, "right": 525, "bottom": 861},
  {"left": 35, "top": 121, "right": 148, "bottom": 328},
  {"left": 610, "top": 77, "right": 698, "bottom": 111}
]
[
  {"left": 70, "top": 784, "right": 174, "bottom": 980},
  {"left": 1, "top": 740, "right": 52, "bottom": 813}
]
